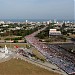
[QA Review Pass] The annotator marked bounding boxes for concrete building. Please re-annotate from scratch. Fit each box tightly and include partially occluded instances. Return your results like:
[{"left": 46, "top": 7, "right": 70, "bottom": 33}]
[
  {"left": 0, "top": 21, "right": 5, "bottom": 25},
  {"left": 47, "top": 21, "right": 50, "bottom": 25},
  {"left": 3, "top": 25, "right": 9, "bottom": 27},
  {"left": 49, "top": 29, "right": 61, "bottom": 36}
]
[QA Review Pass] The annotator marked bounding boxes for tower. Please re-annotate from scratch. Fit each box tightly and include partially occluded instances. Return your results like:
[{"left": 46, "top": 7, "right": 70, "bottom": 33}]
[
  {"left": 26, "top": 20, "right": 28, "bottom": 25},
  {"left": 5, "top": 45, "right": 8, "bottom": 54}
]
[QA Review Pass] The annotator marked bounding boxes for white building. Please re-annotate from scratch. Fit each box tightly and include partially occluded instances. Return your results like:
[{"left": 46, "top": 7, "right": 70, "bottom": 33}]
[
  {"left": 3, "top": 25, "right": 9, "bottom": 27},
  {"left": 54, "top": 19, "right": 57, "bottom": 23},
  {"left": 49, "top": 29, "right": 62, "bottom": 36},
  {"left": 49, "top": 20, "right": 52, "bottom": 23},
  {"left": 26, "top": 20, "right": 28, "bottom": 24},
  {"left": 16, "top": 27, "right": 21, "bottom": 30},
  {"left": 0, "top": 21, "right": 5, "bottom": 25},
  {"left": 47, "top": 21, "right": 50, "bottom": 25}
]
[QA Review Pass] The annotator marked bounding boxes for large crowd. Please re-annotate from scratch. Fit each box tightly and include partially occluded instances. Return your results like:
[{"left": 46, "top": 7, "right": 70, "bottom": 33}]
[{"left": 25, "top": 30, "right": 75, "bottom": 75}]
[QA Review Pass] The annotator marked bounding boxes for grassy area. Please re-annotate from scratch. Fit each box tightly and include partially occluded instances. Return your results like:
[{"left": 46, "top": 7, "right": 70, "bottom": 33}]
[
  {"left": 0, "top": 43, "right": 29, "bottom": 48},
  {"left": 0, "top": 58, "right": 60, "bottom": 75},
  {"left": 44, "top": 36, "right": 67, "bottom": 42},
  {"left": 0, "top": 36, "right": 22, "bottom": 40},
  {"left": 32, "top": 49, "right": 46, "bottom": 61}
]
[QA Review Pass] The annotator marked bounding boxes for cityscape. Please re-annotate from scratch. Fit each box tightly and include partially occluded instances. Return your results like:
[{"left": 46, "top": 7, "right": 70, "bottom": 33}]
[{"left": 0, "top": 0, "right": 75, "bottom": 75}]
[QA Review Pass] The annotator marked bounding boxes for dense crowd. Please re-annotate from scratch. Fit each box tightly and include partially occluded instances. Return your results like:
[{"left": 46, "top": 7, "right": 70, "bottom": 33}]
[{"left": 25, "top": 30, "right": 75, "bottom": 74}]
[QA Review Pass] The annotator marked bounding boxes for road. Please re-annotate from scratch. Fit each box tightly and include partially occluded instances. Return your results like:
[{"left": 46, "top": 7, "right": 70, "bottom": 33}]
[
  {"left": 25, "top": 26, "right": 68, "bottom": 75},
  {"left": 15, "top": 53, "right": 66, "bottom": 75}
]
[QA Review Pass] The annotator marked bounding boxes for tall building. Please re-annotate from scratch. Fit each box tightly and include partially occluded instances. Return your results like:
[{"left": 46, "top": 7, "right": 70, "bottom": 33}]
[
  {"left": 54, "top": 19, "right": 57, "bottom": 23},
  {"left": 26, "top": 20, "right": 28, "bottom": 24}
]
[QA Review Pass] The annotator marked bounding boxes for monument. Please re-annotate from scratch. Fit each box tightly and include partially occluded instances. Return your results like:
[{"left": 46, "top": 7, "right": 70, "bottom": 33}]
[{"left": 5, "top": 45, "right": 8, "bottom": 54}]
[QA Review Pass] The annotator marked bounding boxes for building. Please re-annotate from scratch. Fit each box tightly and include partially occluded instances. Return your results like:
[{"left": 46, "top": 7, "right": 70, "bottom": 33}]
[
  {"left": 3, "top": 25, "right": 9, "bottom": 27},
  {"left": 49, "top": 29, "right": 62, "bottom": 36},
  {"left": 26, "top": 20, "right": 28, "bottom": 24},
  {"left": 46, "top": 20, "right": 52, "bottom": 24},
  {"left": 0, "top": 21, "right": 5, "bottom": 25}
]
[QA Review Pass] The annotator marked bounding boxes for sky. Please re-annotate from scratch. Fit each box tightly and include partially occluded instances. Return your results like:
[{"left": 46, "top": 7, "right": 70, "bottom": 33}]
[{"left": 0, "top": 0, "right": 74, "bottom": 20}]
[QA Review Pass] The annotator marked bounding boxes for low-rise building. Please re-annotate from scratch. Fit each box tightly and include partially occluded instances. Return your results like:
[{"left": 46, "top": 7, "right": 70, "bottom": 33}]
[
  {"left": 0, "top": 21, "right": 5, "bottom": 25},
  {"left": 49, "top": 29, "right": 62, "bottom": 36},
  {"left": 3, "top": 25, "right": 9, "bottom": 27}
]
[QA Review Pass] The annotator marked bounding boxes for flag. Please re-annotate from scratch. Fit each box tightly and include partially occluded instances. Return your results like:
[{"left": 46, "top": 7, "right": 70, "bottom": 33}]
[{"left": 14, "top": 45, "right": 19, "bottom": 48}]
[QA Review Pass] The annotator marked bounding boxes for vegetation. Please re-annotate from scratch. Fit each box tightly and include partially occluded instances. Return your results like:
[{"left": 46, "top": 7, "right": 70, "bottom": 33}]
[
  {"left": 24, "top": 39, "right": 27, "bottom": 43},
  {"left": 48, "top": 36, "right": 67, "bottom": 42},
  {"left": 0, "top": 24, "right": 45, "bottom": 44},
  {"left": 13, "top": 40, "right": 18, "bottom": 43},
  {"left": 0, "top": 43, "right": 28, "bottom": 48},
  {"left": 0, "top": 25, "right": 45, "bottom": 38},
  {"left": 4, "top": 37, "right": 22, "bottom": 40},
  {"left": 35, "top": 23, "right": 67, "bottom": 42},
  {"left": 32, "top": 49, "right": 46, "bottom": 62},
  {"left": 35, "top": 24, "right": 54, "bottom": 39}
]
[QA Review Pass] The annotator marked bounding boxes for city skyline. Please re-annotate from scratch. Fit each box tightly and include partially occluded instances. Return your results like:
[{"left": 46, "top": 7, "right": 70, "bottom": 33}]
[{"left": 0, "top": 0, "right": 74, "bottom": 20}]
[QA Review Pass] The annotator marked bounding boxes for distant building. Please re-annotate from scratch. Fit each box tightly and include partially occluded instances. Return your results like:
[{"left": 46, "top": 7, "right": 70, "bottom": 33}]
[
  {"left": 54, "top": 19, "right": 57, "bottom": 23},
  {"left": 3, "top": 25, "right": 9, "bottom": 27},
  {"left": 0, "top": 21, "right": 5, "bottom": 25},
  {"left": 49, "top": 20, "right": 52, "bottom": 23},
  {"left": 26, "top": 20, "right": 28, "bottom": 24},
  {"left": 16, "top": 27, "right": 21, "bottom": 30},
  {"left": 49, "top": 29, "right": 62, "bottom": 36},
  {"left": 47, "top": 21, "right": 50, "bottom": 25}
]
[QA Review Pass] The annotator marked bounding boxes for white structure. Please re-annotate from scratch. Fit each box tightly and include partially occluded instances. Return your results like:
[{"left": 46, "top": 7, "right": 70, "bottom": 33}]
[
  {"left": 49, "top": 20, "right": 52, "bottom": 23},
  {"left": 54, "top": 19, "right": 57, "bottom": 23},
  {"left": 0, "top": 21, "right": 5, "bottom": 25},
  {"left": 26, "top": 20, "right": 28, "bottom": 24},
  {"left": 3, "top": 25, "right": 9, "bottom": 27},
  {"left": 26, "top": 20, "right": 28, "bottom": 23},
  {"left": 47, "top": 21, "right": 50, "bottom": 25},
  {"left": 5, "top": 45, "right": 8, "bottom": 54},
  {"left": 16, "top": 27, "right": 21, "bottom": 30},
  {"left": 0, "top": 45, "right": 8, "bottom": 58},
  {"left": 49, "top": 29, "right": 61, "bottom": 36}
]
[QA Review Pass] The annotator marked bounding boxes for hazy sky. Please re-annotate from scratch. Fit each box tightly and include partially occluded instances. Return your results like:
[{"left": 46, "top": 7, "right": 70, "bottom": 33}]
[{"left": 0, "top": 0, "right": 74, "bottom": 20}]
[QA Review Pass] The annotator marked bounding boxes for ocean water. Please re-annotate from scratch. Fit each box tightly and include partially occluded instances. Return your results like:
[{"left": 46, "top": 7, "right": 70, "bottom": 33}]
[{"left": 0, "top": 19, "right": 74, "bottom": 22}]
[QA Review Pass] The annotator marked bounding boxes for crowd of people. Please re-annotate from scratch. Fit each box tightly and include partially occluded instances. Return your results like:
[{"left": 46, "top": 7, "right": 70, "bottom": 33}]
[{"left": 25, "top": 30, "right": 75, "bottom": 75}]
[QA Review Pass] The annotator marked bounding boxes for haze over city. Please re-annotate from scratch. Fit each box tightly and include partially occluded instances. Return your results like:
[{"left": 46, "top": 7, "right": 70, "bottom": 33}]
[{"left": 0, "top": 0, "right": 74, "bottom": 20}]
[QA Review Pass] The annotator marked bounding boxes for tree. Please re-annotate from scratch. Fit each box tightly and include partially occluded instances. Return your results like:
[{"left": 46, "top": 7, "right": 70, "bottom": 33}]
[
  {"left": 24, "top": 39, "right": 27, "bottom": 43},
  {"left": 62, "top": 23, "right": 65, "bottom": 29},
  {"left": 14, "top": 40, "right": 18, "bottom": 43}
]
